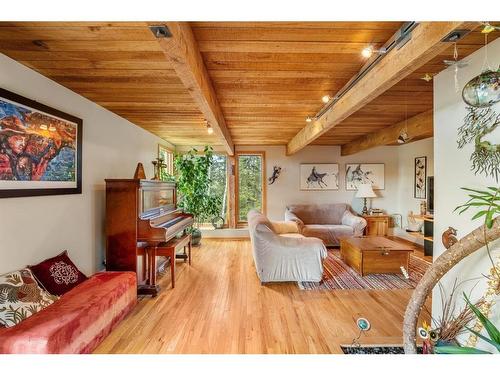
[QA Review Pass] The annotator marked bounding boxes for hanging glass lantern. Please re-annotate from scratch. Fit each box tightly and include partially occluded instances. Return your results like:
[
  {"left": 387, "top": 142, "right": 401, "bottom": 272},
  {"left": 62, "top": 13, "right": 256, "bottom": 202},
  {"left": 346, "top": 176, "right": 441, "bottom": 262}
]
[{"left": 462, "top": 68, "right": 500, "bottom": 108}]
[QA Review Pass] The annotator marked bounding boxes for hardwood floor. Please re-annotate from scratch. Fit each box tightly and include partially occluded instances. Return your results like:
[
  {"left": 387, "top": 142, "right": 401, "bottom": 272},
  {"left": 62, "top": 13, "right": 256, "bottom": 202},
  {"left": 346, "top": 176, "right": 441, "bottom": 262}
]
[{"left": 94, "top": 239, "right": 429, "bottom": 354}]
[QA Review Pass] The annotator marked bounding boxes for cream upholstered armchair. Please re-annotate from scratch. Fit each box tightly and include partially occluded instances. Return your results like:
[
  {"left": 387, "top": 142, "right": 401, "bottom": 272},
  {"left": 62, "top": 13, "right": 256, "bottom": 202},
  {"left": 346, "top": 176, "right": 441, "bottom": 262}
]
[{"left": 247, "top": 210, "right": 327, "bottom": 283}]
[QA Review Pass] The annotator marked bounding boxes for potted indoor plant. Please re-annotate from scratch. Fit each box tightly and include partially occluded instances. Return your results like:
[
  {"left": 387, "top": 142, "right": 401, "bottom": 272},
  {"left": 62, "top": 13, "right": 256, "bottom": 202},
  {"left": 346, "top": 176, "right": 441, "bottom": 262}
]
[{"left": 174, "top": 146, "right": 221, "bottom": 246}]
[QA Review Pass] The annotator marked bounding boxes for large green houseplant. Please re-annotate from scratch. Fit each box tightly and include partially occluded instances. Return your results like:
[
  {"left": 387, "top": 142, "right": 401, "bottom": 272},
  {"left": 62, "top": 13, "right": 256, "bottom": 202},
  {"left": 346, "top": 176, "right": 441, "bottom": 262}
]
[{"left": 174, "top": 146, "right": 221, "bottom": 246}]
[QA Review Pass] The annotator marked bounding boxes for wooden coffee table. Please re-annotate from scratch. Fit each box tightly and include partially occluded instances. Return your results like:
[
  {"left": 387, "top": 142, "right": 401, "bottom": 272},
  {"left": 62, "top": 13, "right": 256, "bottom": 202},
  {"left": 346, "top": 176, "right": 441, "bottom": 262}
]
[{"left": 340, "top": 237, "right": 414, "bottom": 276}]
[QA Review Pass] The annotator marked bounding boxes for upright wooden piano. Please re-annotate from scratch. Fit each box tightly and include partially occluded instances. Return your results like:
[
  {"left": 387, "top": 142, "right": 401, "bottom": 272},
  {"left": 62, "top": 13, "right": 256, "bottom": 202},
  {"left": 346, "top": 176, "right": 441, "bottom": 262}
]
[{"left": 105, "top": 179, "right": 193, "bottom": 295}]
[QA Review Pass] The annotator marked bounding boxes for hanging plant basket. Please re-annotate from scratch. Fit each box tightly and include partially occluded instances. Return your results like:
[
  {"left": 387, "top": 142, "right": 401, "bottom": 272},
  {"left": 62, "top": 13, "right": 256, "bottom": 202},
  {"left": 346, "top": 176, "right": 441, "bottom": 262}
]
[{"left": 462, "top": 69, "right": 500, "bottom": 108}]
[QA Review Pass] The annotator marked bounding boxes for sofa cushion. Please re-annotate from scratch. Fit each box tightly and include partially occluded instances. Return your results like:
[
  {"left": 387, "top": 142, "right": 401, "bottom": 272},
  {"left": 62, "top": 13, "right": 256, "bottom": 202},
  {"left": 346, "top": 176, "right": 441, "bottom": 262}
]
[
  {"left": 28, "top": 250, "right": 88, "bottom": 296},
  {"left": 287, "top": 203, "right": 349, "bottom": 225},
  {"left": 0, "top": 269, "right": 58, "bottom": 328},
  {"left": 278, "top": 233, "right": 305, "bottom": 239},
  {"left": 0, "top": 271, "right": 137, "bottom": 354},
  {"left": 303, "top": 224, "right": 354, "bottom": 246}
]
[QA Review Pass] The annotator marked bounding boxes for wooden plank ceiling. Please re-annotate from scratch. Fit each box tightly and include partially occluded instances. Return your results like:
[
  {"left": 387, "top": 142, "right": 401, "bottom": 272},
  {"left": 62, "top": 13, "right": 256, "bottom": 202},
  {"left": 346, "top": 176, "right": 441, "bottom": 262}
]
[
  {"left": 0, "top": 22, "right": 218, "bottom": 146},
  {"left": 312, "top": 29, "right": 498, "bottom": 145},
  {"left": 0, "top": 22, "right": 496, "bottom": 148},
  {"left": 192, "top": 22, "right": 404, "bottom": 145}
]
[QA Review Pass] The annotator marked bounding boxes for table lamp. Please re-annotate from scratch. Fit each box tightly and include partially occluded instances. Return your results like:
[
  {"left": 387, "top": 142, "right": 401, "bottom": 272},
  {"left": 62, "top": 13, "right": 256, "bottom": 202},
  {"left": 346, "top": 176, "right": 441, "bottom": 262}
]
[{"left": 356, "top": 183, "right": 376, "bottom": 215}]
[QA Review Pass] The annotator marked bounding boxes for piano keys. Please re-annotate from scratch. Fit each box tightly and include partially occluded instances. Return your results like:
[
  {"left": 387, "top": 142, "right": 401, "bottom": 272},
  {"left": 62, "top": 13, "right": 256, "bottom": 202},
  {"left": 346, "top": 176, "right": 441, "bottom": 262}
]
[{"left": 105, "top": 179, "right": 193, "bottom": 296}]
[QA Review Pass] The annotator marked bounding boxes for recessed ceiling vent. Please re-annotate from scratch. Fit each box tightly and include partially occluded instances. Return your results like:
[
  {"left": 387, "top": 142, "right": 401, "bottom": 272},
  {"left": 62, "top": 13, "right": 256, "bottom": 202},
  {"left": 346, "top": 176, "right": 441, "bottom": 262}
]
[
  {"left": 441, "top": 29, "right": 471, "bottom": 43},
  {"left": 149, "top": 25, "right": 172, "bottom": 39}
]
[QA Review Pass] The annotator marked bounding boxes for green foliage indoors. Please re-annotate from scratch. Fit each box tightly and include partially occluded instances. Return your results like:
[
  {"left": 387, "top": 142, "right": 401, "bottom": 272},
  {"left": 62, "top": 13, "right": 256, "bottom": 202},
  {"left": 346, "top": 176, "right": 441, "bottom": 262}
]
[
  {"left": 237, "top": 155, "right": 263, "bottom": 221},
  {"left": 174, "top": 147, "right": 221, "bottom": 228},
  {"left": 434, "top": 294, "right": 500, "bottom": 354},
  {"left": 455, "top": 186, "right": 500, "bottom": 229}
]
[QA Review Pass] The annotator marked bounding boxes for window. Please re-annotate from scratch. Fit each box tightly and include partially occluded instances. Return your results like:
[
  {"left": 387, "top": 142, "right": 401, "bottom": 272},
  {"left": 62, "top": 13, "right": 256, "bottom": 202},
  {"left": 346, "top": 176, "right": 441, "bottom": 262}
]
[
  {"left": 158, "top": 144, "right": 174, "bottom": 180},
  {"left": 236, "top": 152, "right": 265, "bottom": 224},
  {"left": 206, "top": 154, "right": 229, "bottom": 227}
]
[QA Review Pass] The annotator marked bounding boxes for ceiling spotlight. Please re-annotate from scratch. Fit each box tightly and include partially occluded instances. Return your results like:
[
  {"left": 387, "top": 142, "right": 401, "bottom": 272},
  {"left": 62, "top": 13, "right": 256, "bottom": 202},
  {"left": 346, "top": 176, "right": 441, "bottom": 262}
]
[
  {"left": 322, "top": 95, "right": 330, "bottom": 104},
  {"left": 361, "top": 46, "right": 387, "bottom": 58},
  {"left": 39, "top": 124, "right": 48, "bottom": 130},
  {"left": 206, "top": 121, "right": 214, "bottom": 135},
  {"left": 361, "top": 47, "right": 373, "bottom": 58},
  {"left": 306, "top": 116, "right": 313, "bottom": 123}
]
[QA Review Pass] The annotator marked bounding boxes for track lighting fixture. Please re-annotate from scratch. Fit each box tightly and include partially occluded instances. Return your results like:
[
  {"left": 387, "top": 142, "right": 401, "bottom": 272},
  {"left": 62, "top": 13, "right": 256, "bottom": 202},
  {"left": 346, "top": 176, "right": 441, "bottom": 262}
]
[
  {"left": 305, "top": 116, "right": 313, "bottom": 123},
  {"left": 361, "top": 46, "right": 387, "bottom": 58},
  {"left": 321, "top": 95, "right": 330, "bottom": 104}
]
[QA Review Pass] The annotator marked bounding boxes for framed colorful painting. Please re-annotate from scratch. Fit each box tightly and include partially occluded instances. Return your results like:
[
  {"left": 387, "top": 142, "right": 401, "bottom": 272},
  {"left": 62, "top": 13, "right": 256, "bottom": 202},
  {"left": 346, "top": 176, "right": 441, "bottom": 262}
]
[{"left": 0, "top": 88, "right": 82, "bottom": 198}]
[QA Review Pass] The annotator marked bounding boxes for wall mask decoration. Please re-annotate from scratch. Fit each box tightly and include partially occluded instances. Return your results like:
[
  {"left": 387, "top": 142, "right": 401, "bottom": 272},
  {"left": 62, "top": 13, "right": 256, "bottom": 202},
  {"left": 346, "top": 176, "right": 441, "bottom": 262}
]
[
  {"left": 268, "top": 165, "right": 281, "bottom": 185},
  {"left": 300, "top": 163, "right": 338, "bottom": 191},
  {"left": 462, "top": 68, "right": 500, "bottom": 108},
  {"left": 345, "top": 163, "right": 385, "bottom": 190},
  {"left": 457, "top": 106, "right": 500, "bottom": 181},
  {"left": 414, "top": 156, "right": 427, "bottom": 199},
  {"left": 0, "top": 88, "right": 82, "bottom": 198}
]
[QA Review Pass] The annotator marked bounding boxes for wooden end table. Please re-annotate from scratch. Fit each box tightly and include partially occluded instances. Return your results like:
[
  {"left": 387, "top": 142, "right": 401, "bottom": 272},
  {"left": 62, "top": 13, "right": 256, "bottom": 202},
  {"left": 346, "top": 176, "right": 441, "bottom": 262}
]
[{"left": 340, "top": 236, "right": 414, "bottom": 276}]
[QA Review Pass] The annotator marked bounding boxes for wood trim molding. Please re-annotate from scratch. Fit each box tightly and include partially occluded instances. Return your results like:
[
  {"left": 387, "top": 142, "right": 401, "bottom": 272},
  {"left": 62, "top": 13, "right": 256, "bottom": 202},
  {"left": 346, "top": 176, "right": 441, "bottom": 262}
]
[
  {"left": 286, "top": 22, "right": 475, "bottom": 155},
  {"left": 341, "top": 109, "right": 434, "bottom": 156},
  {"left": 157, "top": 22, "right": 234, "bottom": 155}
]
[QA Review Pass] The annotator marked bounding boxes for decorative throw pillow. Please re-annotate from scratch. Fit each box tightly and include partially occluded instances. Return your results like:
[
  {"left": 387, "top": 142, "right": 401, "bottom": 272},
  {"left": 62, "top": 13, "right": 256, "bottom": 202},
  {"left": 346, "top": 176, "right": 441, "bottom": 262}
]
[
  {"left": 28, "top": 251, "right": 88, "bottom": 296},
  {"left": 0, "top": 268, "right": 58, "bottom": 328}
]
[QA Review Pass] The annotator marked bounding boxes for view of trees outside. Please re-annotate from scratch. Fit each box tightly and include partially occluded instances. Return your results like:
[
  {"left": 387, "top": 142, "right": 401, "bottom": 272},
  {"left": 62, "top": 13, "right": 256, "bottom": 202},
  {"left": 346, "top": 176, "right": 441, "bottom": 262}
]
[
  {"left": 238, "top": 154, "right": 263, "bottom": 222},
  {"left": 207, "top": 154, "right": 228, "bottom": 223}
]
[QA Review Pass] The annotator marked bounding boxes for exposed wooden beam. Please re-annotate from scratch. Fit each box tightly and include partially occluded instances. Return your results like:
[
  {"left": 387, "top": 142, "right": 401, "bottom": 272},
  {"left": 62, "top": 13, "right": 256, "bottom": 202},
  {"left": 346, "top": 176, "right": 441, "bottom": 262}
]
[
  {"left": 157, "top": 22, "right": 234, "bottom": 155},
  {"left": 341, "top": 110, "right": 433, "bottom": 156},
  {"left": 286, "top": 22, "right": 475, "bottom": 155}
]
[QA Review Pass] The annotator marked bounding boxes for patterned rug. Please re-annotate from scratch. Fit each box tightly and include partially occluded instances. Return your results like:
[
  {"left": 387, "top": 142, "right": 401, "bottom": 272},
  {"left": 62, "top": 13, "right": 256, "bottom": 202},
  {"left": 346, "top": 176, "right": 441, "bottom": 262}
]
[{"left": 298, "top": 249, "right": 431, "bottom": 290}]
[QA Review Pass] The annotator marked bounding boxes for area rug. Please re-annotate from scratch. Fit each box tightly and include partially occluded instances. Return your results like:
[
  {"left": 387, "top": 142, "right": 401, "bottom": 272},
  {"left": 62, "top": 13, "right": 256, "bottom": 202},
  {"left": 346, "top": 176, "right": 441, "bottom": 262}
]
[{"left": 298, "top": 249, "right": 431, "bottom": 290}]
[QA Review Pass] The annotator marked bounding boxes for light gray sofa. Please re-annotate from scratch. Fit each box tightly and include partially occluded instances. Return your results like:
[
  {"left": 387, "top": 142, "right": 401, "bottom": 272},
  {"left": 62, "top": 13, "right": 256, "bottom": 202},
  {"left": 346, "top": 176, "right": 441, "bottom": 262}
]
[
  {"left": 247, "top": 210, "right": 327, "bottom": 283},
  {"left": 285, "top": 203, "right": 367, "bottom": 246}
]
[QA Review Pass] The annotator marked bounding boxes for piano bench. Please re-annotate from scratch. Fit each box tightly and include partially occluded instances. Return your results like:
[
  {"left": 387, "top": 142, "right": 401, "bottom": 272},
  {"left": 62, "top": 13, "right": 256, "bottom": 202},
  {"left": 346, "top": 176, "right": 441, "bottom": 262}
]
[{"left": 145, "top": 234, "right": 192, "bottom": 295}]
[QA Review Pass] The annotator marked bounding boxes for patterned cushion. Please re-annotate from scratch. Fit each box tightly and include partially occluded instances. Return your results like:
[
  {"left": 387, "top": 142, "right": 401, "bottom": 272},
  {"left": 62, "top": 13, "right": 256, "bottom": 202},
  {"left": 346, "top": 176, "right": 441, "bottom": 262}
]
[
  {"left": 0, "top": 268, "right": 58, "bottom": 328},
  {"left": 28, "top": 251, "right": 88, "bottom": 296}
]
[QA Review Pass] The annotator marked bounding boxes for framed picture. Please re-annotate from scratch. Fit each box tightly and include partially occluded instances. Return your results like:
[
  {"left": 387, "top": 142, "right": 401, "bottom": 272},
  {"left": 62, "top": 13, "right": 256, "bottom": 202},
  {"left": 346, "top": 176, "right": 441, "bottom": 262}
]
[
  {"left": 414, "top": 156, "right": 427, "bottom": 199},
  {"left": 300, "top": 163, "right": 339, "bottom": 190},
  {"left": 0, "top": 88, "right": 82, "bottom": 198},
  {"left": 345, "top": 163, "right": 385, "bottom": 190}
]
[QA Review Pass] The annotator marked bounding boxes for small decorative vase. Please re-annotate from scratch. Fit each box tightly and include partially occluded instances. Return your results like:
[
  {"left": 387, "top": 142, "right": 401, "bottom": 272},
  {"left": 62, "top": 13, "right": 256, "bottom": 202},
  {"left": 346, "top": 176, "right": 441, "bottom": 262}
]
[{"left": 191, "top": 228, "right": 202, "bottom": 246}]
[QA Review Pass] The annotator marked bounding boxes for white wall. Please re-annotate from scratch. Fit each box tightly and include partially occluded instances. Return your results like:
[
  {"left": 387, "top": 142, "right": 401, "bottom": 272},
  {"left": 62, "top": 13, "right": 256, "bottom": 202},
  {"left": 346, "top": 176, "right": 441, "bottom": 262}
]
[
  {"left": 394, "top": 138, "right": 434, "bottom": 243},
  {"left": 433, "top": 39, "right": 500, "bottom": 345},
  {"left": 0, "top": 53, "right": 173, "bottom": 275},
  {"left": 236, "top": 144, "right": 410, "bottom": 222}
]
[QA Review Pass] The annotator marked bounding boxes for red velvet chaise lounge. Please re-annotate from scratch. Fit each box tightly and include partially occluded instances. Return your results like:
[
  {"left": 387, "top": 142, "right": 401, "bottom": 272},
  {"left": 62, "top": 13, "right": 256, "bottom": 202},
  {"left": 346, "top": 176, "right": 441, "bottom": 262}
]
[{"left": 0, "top": 271, "right": 136, "bottom": 354}]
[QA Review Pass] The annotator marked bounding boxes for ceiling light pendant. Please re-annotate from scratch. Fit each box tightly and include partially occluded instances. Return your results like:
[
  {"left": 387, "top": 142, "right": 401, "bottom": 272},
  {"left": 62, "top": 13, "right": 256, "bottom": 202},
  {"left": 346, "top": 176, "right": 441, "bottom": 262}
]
[
  {"left": 39, "top": 124, "right": 48, "bottom": 130},
  {"left": 397, "top": 130, "right": 410, "bottom": 144},
  {"left": 206, "top": 121, "right": 214, "bottom": 135},
  {"left": 306, "top": 116, "right": 313, "bottom": 123},
  {"left": 48, "top": 125, "right": 56, "bottom": 132},
  {"left": 322, "top": 95, "right": 330, "bottom": 104}
]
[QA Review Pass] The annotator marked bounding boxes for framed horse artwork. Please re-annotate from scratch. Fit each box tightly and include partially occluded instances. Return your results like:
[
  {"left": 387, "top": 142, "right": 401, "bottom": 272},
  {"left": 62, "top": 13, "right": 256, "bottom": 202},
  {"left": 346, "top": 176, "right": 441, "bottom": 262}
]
[
  {"left": 300, "top": 163, "right": 339, "bottom": 191},
  {"left": 345, "top": 163, "right": 385, "bottom": 190}
]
